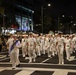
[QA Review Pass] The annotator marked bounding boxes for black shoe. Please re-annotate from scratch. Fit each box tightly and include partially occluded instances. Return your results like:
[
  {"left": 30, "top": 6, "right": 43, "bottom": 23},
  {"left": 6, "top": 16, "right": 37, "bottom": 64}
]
[
  {"left": 12, "top": 68, "right": 16, "bottom": 70},
  {"left": 6, "top": 55, "right": 9, "bottom": 57},
  {"left": 74, "top": 56, "right": 76, "bottom": 58},
  {"left": 16, "top": 64, "right": 20, "bottom": 67}
]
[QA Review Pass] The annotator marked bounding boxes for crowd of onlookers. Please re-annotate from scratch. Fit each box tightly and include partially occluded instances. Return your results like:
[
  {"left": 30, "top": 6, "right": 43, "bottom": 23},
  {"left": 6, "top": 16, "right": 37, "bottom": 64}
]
[{"left": 0, "top": 36, "right": 8, "bottom": 52}]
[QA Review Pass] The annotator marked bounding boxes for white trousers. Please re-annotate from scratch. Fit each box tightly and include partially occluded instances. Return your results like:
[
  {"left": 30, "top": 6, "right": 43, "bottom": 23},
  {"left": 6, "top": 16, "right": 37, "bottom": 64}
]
[{"left": 10, "top": 49, "right": 20, "bottom": 68}]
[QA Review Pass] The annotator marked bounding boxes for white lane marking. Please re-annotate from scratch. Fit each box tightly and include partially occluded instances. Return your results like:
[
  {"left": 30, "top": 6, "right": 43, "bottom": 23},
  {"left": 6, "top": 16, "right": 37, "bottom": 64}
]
[
  {"left": 0, "top": 51, "right": 8, "bottom": 54},
  {"left": 0, "top": 54, "right": 22, "bottom": 61},
  {"left": 0, "top": 67, "right": 75, "bottom": 71},
  {"left": 41, "top": 58, "right": 50, "bottom": 63},
  {"left": 0, "top": 57, "right": 9, "bottom": 61},
  {"left": 0, "top": 62, "right": 76, "bottom": 67},
  {"left": 0, "top": 55, "right": 6, "bottom": 59}
]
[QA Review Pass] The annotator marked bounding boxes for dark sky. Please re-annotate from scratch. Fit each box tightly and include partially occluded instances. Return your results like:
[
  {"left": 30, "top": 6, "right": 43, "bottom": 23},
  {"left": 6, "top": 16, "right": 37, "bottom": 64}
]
[
  {"left": 34, "top": 0, "right": 76, "bottom": 18},
  {"left": 48, "top": 0, "right": 76, "bottom": 16}
]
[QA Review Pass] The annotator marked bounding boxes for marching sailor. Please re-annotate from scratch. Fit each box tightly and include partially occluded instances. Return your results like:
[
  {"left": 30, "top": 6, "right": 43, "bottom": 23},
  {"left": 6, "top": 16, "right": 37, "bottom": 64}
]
[
  {"left": 64, "top": 35, "right": 71, "bottom": 60},
  {"left": 10, "top": 36, "right": 21, "bottom": 69},
  {"left": 56, "top": 33, "right": 65, "bottom": 64}
]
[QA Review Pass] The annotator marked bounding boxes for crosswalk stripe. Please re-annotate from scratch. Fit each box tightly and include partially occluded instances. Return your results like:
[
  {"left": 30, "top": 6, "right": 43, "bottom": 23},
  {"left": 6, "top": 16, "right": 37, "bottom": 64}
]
[
  {"left": 52, "top": 70, "right": 68, "bottom": 75},
  {"left": 0, "top": 67, "right": 76, "bottom": 75},
  {"left": 15, "top": 70, "right": 34, "bottom": 75},
  {"left": 0, "top": 69, "right": 5, "bottom": 72}
]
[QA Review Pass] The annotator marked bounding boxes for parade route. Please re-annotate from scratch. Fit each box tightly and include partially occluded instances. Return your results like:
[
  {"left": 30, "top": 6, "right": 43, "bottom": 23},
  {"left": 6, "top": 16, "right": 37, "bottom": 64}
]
[{"left": 0, "top": 50, "right": 76, "bottom": 75}]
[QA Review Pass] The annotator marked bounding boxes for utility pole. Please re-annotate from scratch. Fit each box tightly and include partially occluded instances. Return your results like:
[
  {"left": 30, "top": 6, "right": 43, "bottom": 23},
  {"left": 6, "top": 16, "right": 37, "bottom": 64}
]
[
  {"left": 41, "top": 6, "right": 43, "bottom": 33},
  {"left": 41, "top": 4, "right": 51, "bottom": 33}
]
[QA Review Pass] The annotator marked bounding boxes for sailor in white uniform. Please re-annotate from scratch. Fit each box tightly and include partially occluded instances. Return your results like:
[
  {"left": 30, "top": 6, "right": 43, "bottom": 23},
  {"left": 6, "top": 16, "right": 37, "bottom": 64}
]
[
  {"left": 6, "top": 34, "right": 14, "bottom": 55},
  {"left": 10, "top": 36, "right": 21, "bottom": 69},
  {"left": 56, "top": 33, "right": 65, "bottom": 64},
  {"left": 27, "top": 33, "right": 36, "bottom": 63},
  {"left": 64, "top": 35, "right": 71, "bottom": 60},
  {"left": 36, "top": 34, "right": 41, "bottom": 56},
  {"left": 21, "top": 35, "right": 28, "bottom": 57}
]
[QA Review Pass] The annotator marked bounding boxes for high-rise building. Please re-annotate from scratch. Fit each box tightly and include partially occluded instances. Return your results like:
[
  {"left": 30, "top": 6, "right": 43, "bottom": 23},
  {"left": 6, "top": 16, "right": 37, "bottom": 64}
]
[{"left": 0, "top": 0, "right": 34, "bottom": 31}]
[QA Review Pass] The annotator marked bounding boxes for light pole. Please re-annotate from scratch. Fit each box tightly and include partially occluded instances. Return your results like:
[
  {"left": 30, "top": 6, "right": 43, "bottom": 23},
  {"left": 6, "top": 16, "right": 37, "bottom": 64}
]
[
  {"left": 41, "top": 4, "right": 51, "bottom": 33},
  {"left": 58, "top": 17, "right": 60, "bottom": 32},
  {"left": 41, "top": 6, "right": 43, "bottom": 33}
]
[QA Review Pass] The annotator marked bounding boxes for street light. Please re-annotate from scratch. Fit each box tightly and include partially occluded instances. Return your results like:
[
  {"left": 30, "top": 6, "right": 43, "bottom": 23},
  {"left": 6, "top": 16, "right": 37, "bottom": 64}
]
[
  {"left": 62, "top": 15, "right": 65, "bottom": 17},
  {"left": 48, "top": 4, "right": 51, "bottom": 6},
  {"left": 41, "top": 4, "right": 51, "bottom": 33}
]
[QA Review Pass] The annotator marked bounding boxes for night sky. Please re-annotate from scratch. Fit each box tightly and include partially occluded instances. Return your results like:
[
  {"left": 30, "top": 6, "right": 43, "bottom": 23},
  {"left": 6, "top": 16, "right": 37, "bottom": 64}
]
[{"left": 34, "top": 0, "right": 76, "bottom": 18}]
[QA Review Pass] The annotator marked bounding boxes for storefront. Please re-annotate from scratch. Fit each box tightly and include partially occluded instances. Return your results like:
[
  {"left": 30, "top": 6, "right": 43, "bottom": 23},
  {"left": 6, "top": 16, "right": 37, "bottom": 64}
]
[{"left": 0, "top": 0, "right": 34, "bottom": 34}]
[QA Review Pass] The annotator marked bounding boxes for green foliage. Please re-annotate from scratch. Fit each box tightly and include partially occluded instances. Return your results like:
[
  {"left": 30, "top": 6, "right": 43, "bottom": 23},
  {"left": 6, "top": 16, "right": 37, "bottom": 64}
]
[{"left": 58, "top": 23, "right": 64, "bottom": 31}]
